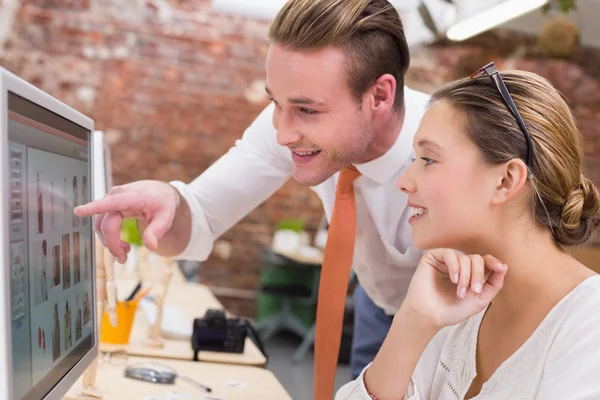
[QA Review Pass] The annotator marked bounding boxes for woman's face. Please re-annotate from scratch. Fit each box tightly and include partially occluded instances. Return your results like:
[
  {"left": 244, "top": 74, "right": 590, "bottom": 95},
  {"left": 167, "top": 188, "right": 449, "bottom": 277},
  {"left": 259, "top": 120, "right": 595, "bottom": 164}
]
[{"left": 397, "top": 101, "right": 500, "bottom": 251}]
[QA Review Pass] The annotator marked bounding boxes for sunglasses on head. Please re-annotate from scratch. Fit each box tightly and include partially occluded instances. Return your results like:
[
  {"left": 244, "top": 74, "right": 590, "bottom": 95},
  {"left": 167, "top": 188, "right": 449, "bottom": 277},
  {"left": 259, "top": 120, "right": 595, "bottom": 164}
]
[{"left": 470, "top": 62, "right": 534, "bottom": 174}]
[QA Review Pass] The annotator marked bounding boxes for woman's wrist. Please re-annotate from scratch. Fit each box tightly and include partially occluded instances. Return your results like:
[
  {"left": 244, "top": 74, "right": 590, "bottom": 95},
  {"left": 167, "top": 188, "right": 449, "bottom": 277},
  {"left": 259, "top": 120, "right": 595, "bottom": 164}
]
[
  {"left": 395, "top": 303, "right": 442, "bottom": 336},
  {"left": 363, "top": 305, "right": 439, "bottom": 399}
]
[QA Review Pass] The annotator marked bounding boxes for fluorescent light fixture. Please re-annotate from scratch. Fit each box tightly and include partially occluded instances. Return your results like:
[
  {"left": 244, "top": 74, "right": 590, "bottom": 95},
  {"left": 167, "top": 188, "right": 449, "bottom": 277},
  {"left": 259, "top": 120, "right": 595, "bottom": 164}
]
[{"left": 446, "top": 0, "right": 549, "bottom": 41}]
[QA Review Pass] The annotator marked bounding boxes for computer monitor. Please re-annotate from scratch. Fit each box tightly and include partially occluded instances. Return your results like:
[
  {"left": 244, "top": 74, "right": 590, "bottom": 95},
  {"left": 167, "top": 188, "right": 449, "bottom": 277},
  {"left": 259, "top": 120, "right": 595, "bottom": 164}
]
[
  {"left": 0, "top": 68, "right": 97, "bottom": 400},
  {"left": 91, "top": 131, "right": 113, "bottom": 201}
]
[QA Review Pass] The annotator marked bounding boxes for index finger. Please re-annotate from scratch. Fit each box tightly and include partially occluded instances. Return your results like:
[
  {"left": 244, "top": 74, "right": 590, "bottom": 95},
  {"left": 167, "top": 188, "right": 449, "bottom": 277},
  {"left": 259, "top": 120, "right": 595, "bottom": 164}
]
[
  {"left": 428, "top": 248, "right": 460, "bottom": 279},
  {"left": 74, "top": 192, "right": 142, "bottom": 218},
  {"left": 482, "top": 255, "right": 506, "bottom": 273}
]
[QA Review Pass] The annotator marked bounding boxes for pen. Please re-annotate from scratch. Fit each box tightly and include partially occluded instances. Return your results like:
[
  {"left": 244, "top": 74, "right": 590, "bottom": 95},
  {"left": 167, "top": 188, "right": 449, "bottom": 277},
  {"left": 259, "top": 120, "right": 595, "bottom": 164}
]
[
  {"left": 125, "top": 281, "right": 142, "bottom": 301},
  {"left": 133, "top": 286, "right": 152, "bottom": 302},
  {"left": 179, "top": 375, "right": 212, "bottom": 392}
]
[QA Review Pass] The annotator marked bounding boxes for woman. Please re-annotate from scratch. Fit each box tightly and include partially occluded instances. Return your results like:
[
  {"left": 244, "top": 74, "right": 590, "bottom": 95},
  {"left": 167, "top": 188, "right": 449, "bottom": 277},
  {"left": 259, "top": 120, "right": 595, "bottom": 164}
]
[{"left": 336, "top": 64, "right": 600, "bottom": 399}]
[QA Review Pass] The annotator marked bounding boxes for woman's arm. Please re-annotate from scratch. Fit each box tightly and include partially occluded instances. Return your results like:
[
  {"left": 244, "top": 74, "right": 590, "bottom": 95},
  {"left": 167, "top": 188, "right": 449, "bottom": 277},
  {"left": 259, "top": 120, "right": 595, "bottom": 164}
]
[
  {"left": 335, "top": 249, "right": 508, "bottom": 400},
  {"left": 334, "top": 310, "right": 450, "bottom": 400},
  {"left": 363, "top": 306, "right": 439, "bottom": 399}
]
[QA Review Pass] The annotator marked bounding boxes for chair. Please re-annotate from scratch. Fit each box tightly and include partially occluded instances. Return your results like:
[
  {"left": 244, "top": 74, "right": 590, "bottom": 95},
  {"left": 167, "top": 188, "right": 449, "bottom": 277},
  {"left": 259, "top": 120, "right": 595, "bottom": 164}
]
[{"left": 255, "top": 248, "right": 355, "bottom": 363}]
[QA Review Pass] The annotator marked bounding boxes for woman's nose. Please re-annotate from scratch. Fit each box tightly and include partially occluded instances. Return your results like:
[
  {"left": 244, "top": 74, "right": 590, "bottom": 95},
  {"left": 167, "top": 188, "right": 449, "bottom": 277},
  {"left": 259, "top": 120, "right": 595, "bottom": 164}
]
[{"left": 396, "top": 164, "right": 416, "bottom": 194}]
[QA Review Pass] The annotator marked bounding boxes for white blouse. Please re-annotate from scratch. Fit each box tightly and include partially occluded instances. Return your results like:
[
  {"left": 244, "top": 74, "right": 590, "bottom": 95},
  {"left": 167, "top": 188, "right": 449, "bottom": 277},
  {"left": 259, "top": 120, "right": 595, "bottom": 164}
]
[{"left": 336, "top": 275, "right": 600, "bottom": 400}]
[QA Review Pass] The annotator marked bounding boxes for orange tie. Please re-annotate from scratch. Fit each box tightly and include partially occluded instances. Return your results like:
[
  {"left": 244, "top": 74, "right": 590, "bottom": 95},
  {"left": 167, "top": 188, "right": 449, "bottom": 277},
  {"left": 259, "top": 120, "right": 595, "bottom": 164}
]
[{"left": 314, "top": 166, "right": 361, "bottom": 400}]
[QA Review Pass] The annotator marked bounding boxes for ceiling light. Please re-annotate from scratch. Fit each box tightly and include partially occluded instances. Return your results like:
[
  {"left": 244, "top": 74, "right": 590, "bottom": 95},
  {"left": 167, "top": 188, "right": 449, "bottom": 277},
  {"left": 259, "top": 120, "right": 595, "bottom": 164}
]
[{"left": 446, "top": 0, "right": 549, "bottom": 41}]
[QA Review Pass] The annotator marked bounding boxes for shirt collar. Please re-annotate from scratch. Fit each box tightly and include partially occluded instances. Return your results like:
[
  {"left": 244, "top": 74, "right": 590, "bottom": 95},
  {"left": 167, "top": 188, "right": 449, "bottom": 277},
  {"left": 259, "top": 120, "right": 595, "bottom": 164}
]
[{"left": 353, "top": 86, "right": 428, "bottom": 185}]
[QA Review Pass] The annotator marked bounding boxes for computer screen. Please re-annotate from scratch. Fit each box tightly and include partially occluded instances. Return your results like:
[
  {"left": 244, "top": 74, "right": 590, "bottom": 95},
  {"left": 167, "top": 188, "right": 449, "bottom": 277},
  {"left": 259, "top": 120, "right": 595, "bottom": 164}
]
[{"left": 6, "top": 88, "right": 95, "bottom": 399}]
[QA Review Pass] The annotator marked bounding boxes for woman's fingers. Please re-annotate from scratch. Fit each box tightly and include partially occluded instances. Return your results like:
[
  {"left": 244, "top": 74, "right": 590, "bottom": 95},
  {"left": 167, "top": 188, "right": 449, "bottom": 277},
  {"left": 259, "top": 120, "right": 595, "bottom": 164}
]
[
  {"left": 457, "top": 255, "right": 471, "bottom": 299},
  {"left": 426, "top": 249, "right": 507, "bottom": 301},
  {"left": 444, "top": 249, "right": 460, "bottom": 284},
  {"left": 469, "top": 254, "right": 485, "bottom": 295},
  {"left": 478, "top": 257, "right": 508, "bottom": 304},
  {"left": 429, "top": 248, "right": 460, "bottom": 281}
]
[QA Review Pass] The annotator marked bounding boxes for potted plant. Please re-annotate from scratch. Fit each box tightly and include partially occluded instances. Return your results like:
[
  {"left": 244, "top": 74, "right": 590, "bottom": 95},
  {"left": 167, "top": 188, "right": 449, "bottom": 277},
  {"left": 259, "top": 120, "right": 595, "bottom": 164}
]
[{"left": 537, "top": 0, "right": 580, "bottom": 58}]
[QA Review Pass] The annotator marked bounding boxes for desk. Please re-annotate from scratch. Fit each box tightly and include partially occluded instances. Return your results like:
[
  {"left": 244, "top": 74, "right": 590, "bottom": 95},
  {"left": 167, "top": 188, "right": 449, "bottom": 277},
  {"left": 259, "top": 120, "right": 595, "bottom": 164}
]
[
  {"left": 101, "top": 280, "right": 267, "bottom": 367},
  {"left": 65, "top": 356, "right": 291, "bottom": 400}
]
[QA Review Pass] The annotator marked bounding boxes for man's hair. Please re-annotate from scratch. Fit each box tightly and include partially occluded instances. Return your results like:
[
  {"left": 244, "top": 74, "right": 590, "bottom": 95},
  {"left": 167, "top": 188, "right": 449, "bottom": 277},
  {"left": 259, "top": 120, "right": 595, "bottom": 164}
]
[{"left": 269, "top": 0, "right": 410, "bottom": 111}]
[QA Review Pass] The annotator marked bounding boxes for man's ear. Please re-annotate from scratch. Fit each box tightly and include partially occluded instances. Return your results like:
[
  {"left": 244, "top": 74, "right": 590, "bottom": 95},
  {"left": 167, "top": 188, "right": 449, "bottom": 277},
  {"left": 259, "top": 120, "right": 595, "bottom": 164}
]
[
  {"left": 366, "top": 74, "right": 396, "bottom": 115},
  {"left": 491, "top": 159, "right": 529, "bottom": 205}
]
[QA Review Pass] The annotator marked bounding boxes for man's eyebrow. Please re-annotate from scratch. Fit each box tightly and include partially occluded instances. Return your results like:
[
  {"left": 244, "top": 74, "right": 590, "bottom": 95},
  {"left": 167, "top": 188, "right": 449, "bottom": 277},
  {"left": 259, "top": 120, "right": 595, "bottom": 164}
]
[
  {"left": 265, "top": 86, "right": 326, "bottom": 106},
  {"left": 288, "top": 96, "right": 326, "bottom": 106}
]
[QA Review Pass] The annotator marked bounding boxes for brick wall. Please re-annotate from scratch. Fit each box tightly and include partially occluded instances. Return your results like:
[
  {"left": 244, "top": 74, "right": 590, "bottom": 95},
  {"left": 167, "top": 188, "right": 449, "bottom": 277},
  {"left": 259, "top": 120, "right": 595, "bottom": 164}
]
[
  {"left": 0, "top": 0, "right": 324, "bottom": 316},
  {"left": 2, "top": 2, "right": 600, "bottom": 316}
]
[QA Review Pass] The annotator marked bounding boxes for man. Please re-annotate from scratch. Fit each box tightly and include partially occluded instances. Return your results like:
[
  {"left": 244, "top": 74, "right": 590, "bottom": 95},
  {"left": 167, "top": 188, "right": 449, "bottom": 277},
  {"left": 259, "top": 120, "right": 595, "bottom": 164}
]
[{"left": 75, "top": 0, "right": 430, "bottom": 398}]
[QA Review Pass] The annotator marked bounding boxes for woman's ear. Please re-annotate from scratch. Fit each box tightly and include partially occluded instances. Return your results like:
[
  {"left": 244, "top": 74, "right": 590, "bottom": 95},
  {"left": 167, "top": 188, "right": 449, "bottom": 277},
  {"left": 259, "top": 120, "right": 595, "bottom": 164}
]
[{"left": 491, "top": 159, "right": 529, "bottom": 205}]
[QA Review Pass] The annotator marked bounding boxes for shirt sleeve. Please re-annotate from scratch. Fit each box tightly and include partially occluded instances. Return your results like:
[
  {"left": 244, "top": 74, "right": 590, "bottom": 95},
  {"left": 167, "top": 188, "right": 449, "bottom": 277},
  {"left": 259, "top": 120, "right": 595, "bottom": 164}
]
[
  {"left": 334, "top": 327, "right": 451, "bottom": 400},
  {"left": 169, "top": 103, "right": 293, "bottom": 261},
  {"left": 536, "top": 291, "right": 600, "bottom": 399}
]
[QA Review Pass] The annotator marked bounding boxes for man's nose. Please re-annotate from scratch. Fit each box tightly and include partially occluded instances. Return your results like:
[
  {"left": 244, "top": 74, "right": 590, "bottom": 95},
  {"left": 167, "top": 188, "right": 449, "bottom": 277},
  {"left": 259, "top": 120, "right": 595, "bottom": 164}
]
[{"left": 275, "top": 112, "right": 302, "bottom": 147}]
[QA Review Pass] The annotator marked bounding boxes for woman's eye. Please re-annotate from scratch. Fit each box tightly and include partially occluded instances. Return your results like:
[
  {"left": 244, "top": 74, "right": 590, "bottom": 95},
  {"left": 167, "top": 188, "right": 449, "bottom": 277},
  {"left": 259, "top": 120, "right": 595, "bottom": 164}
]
[{"left": 421, "top": 157, "right": 435, "bottom": 165}]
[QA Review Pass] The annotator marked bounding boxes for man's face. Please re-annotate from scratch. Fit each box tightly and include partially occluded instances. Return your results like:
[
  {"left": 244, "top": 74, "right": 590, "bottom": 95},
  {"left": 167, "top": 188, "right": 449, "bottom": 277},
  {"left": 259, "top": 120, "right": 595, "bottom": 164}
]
[{"left": 266, "top": 44, "right": 375, "bottom": 186}]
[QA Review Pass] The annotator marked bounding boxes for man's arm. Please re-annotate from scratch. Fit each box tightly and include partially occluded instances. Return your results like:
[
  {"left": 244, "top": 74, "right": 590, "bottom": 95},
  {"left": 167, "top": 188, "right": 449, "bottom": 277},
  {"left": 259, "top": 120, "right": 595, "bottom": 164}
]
[{"left": 151, "top": 103, "right": 292, "bottom": 261}]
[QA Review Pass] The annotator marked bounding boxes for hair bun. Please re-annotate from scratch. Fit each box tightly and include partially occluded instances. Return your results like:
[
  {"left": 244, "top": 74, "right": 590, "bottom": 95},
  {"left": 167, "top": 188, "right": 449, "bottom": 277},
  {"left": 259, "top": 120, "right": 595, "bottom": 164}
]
[{"left": 556, "top": 175, "right": 600, "bottom": 246}]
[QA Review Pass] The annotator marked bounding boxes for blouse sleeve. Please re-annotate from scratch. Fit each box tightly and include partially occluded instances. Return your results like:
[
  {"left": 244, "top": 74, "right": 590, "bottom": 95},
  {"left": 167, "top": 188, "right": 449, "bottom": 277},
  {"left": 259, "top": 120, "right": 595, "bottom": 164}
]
[{"left": 334, "top": 327, "right": 452, "bottom": 400}]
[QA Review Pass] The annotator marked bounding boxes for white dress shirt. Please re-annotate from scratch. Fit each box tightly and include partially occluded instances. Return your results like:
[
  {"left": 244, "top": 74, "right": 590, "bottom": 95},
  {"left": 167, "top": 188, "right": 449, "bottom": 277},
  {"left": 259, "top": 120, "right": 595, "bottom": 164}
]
[
  {"left": 335, "top": 274, "right": 600, "bottom": 400},
  {"left": 170, "top": 86, "right": 431, "bottom": 315}
]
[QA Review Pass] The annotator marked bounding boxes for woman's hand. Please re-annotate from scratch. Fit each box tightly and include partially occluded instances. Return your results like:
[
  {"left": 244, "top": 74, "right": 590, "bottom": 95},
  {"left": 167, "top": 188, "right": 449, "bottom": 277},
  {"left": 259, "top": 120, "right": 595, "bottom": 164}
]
[{"left": 402, "top": 248, "right": 508, "bottom": 330}]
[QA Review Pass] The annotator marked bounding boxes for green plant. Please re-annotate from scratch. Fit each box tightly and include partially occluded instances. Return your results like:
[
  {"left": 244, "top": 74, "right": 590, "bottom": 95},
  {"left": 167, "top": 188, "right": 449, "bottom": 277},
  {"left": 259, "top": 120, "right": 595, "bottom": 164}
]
[
  {"left": 542, "top": 0, "right": 577, "bottom": 13},
  {"left": 121, "top": 218, "right": 143, "bottom": 246},
  {"left": 275, "top": 219, "right": 304, "bottom": 233}
]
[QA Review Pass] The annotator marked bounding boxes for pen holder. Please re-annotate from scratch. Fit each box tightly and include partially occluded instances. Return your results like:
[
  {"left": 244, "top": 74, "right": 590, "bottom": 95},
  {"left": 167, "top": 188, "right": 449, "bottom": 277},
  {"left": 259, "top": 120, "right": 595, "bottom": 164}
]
[{"left": 100, "top": 299, "right": 139, "bottom": 345}]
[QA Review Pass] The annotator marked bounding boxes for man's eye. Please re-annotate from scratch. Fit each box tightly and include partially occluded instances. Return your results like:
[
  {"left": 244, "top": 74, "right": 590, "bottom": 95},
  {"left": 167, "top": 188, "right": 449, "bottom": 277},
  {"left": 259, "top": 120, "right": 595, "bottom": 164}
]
[{"left": 300, "top": 108, "right": 316, "bottom": 115}]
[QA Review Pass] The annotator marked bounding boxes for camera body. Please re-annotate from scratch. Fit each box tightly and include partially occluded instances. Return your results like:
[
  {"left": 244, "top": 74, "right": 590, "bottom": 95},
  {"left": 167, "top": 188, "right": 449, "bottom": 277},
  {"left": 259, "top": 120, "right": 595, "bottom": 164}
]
[{"left": 191, "top": 309, "right": 247, "bottom": 360}]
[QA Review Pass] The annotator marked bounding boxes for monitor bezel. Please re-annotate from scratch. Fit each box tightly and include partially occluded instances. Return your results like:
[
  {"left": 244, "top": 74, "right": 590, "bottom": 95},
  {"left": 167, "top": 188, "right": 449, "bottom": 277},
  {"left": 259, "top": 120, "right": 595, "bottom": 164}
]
[
  {"left": 0, "top": 67, "right": 98, "bottom": 400},
  {"left": 91, "top": 131, "right": 113, "bottom": 201}
]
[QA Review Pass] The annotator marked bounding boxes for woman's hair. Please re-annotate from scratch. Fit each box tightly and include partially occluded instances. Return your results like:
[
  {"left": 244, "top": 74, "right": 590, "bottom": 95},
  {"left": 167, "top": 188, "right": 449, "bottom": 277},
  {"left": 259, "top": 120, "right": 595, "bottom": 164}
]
[{"left": 431, "top": 69, "right": 600, "bottom": 246}]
